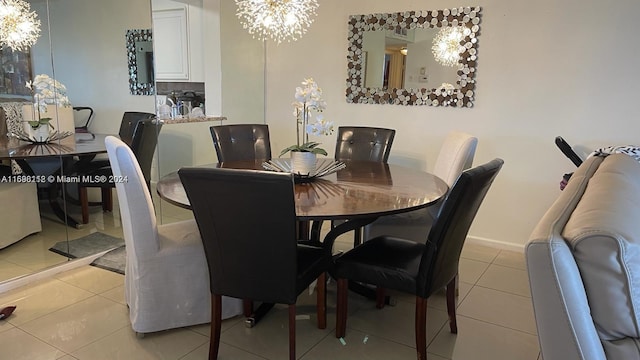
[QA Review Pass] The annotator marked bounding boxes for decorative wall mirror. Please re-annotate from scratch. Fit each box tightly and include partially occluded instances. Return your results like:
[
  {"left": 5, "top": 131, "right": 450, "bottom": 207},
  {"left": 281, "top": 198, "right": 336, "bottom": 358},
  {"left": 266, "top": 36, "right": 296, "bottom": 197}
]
[
  {"left": 346, "top": 7, "right": 481, "bottom": 107},
  {"left": 126, "top": 28, "right": 155, "bottom": 95}
]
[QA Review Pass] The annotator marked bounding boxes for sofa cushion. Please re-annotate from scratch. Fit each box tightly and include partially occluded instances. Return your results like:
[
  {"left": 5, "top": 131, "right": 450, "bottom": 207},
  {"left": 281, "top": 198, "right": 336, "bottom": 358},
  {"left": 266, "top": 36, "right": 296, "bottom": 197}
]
[{"left": 562, "top": 154, "right": 640, "bottom": 349}]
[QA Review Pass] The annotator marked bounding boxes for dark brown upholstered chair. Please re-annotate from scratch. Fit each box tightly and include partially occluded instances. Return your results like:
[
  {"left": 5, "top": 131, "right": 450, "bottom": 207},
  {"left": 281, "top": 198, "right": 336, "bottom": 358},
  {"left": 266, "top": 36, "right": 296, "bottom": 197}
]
[
  {"left": 73, "top": 106, "right": 94, "bottom": 133},
  {"left": 76, "top": 111, "right": 156, "bottom": 171},
  {"left": 209, "top": 124, "right": 271, "bottom": 162},
  {"left": 334, "top": 126, "right": 396, "bottom": 163},
  {"left": 178, "top": 167, "right": 333, "bottom": 360},
  {"left": 77, "top": 119, "right": 161, "bottom": 223},
  {"left": 333, "top": 159, "right": 504, "bottom": 360},
  {"left": 333, "top": 126, "right": 396, "bottom": 244}
]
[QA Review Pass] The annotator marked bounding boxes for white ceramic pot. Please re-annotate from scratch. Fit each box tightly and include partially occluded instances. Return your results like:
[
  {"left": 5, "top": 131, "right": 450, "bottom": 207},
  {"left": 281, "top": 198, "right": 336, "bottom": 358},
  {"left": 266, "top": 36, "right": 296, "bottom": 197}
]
[
  {"left": 22, "top": 104, "right": 75, "bottom": 134},
  {"left": 23, "top": 122, "right": 50, "bottom": 143},
  {"left": 290, "top": 151, "right": 317, "bottom": 176}
]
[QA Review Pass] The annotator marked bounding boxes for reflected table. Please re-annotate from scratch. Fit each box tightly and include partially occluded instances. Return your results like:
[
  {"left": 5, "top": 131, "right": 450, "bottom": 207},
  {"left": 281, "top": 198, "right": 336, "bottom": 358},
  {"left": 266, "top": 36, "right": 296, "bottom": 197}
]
[
  {"left": 0, "top": 133, "right": 111, "bottom": 228},
  {"left": 156, "top": 160, "right": 449, "bottom": 324}
]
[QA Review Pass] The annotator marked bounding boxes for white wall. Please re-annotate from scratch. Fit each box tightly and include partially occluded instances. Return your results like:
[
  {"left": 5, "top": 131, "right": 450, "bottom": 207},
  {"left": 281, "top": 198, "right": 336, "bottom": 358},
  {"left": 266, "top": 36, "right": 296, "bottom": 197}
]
[
  {"left": 261, "top": 0, "right": 640, "bottom": 250},
  {"left": 219, "top": 0, "right": 265, "bottom": 125}
]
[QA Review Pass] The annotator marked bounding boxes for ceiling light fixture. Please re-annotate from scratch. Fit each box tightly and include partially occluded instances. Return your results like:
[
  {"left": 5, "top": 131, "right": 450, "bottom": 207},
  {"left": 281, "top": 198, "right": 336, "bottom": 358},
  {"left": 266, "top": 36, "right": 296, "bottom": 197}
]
[
  {"left": 235, "top": 0, "right": 319, "bottom": 44},
  {"left": 431, "top": 26, "right": 470, "bottom": 67},
  {"left": 0, "top": 0, "right": 41, "bottom": 51}
]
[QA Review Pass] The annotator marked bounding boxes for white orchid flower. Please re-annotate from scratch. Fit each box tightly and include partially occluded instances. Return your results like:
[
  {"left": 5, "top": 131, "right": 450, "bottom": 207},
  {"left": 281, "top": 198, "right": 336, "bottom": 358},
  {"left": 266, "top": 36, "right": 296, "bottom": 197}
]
[
  {"left": 282, "top": 77, "right": 333, "bottom": 156},
  {"left": 27, "top": 74, "right": 71, "bottom": 108}
]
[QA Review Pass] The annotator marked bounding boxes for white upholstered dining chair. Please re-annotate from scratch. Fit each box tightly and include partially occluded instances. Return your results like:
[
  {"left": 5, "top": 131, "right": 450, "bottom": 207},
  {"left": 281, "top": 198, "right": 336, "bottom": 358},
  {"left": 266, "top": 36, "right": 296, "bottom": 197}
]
[
  {"left": 105, "top": 136, "right": 242, "bottom": 334},
  {"left": 0, "top": 174, "right": 41, "bottom": 248},
  {"left": 0, "top": 105, "right": 42, "bottom": 248},
  {"left": 363, "top": 131, "right": 478, "bottom": 243}
]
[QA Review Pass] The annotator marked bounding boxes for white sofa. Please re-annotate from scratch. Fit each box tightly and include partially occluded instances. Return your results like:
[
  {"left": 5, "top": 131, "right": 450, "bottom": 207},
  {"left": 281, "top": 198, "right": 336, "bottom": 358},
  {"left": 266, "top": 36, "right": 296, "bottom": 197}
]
[{"left": 526, "top": 153, "right": 640, "bottom": 359}]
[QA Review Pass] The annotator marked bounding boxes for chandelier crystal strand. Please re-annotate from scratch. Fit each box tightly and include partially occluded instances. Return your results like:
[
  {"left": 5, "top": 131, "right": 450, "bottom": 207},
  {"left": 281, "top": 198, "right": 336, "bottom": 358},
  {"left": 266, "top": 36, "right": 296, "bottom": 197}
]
[
  {"left": 431, "top": 26, "right": 470, "bottom": 67},
  {"left": 0, "top": 0, "right": 41, "bottom": 51},
  {"left": 235, "top": 0, "right": 319, "bottom": 44}
]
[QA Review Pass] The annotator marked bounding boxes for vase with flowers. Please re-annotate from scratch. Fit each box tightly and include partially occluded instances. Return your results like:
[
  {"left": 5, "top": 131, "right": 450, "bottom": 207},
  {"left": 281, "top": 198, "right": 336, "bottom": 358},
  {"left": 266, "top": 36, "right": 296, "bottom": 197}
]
[
  {"left": 22, "top": 74, "right": 72, "bottom": 143},
  {"left": 280, "top": 78, "right": 334, "bottom": 175}
]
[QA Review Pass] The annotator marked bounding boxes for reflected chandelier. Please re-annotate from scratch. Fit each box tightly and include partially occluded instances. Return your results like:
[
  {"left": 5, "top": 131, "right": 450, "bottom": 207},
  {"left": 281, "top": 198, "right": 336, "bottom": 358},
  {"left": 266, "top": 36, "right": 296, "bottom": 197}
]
[
  {"left": 235, "top": 0, "right": 319, "bottom": 44},
  {"left": 431, "top": 26, "right": 470, "bottom": 67},
  {"left": 0, "top": 0, "right": 41, "bottom": 51}
]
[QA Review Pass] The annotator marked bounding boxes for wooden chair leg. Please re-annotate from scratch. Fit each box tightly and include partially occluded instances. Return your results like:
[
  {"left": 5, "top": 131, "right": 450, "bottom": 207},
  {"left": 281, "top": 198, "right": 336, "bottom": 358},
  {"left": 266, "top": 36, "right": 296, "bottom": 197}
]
[
  {"left": 243, "top": 299, "right": 253, "bottom": 317},
  {"left": 317, "top": 272, "right": 327, "bottom": 329},
  {"left": 79, "top": 186, "right": 89, "bottom": 224},
  {"left": 102, "top": 187, "right": 113, "bottom": 212},
  {"left": 446, "top": 275, "right": 458, "bottom": 334},
  {"left": 353, "top": 227, "right": 362, "bottom": 246},
  {"left": 415, "top": 297, "right": 427, "bottom": 360},
  {"left": 336, "top": 278, "right": 348, "bottom": 338},
  {"left": 210, "top": 294, "right": 222, "bottom": 360},
  {"left": 375, "top": 286, "right": 386, "bottom": 309},
  {"left": 288, "top": 304, "right": 296, "bottom": 360}
]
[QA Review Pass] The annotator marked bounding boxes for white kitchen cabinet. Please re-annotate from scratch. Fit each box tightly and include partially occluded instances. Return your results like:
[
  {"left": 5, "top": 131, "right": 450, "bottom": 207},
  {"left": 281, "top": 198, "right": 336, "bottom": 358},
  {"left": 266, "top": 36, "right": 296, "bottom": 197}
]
[{"left": 153, "top": 7, "right": 189, "bottom": 80}]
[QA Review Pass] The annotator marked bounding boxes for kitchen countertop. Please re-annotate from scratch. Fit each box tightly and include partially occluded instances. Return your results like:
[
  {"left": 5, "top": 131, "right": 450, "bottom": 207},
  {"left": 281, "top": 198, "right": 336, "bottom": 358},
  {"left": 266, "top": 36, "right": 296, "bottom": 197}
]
[{"left": 154, "top": 116, "right": 226, "bottom": 124}]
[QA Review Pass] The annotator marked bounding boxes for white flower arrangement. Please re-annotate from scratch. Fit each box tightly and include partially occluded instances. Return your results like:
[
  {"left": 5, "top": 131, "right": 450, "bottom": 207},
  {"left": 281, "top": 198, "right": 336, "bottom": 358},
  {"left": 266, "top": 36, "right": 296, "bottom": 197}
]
[
  {"left": 24, "top": 74, "right": 70, "bottom": 129},
  {"left": 280, "top": 78, "right": 334, "bottom": 156}
]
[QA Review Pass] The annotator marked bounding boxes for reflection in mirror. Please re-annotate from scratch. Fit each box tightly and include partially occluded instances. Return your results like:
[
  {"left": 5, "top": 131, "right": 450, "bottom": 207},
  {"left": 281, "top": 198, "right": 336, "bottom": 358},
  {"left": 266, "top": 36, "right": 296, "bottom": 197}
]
[
  {"left": 347, "top": 7, "right": 481, "bottom": 107},
  {"left": 126, "top": 29, "right": 154, "bottom": 95},
  {"left": 362, "top": 27, "right": 459, "bottom": 91},
  {"left": 0, "top": 0, "right": 155, "bottom": 285}
]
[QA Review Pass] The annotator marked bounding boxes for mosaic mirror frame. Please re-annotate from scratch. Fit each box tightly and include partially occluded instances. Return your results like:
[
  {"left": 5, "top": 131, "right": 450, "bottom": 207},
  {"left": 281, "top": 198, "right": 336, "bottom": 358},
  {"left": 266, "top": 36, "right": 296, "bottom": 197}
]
[
  {"left": 126, "top": 29, "right": 155, "bottom": 96},
  {"left": 346, "top": 7, "right": 481, "bottom": 107}
]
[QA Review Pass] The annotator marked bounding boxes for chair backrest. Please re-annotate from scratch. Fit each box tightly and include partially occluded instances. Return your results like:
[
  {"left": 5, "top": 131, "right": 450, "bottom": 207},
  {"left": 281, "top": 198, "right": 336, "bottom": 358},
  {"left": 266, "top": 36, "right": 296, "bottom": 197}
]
[
  {"left": 335, "top": 126, "right": 396, "bottom": 162},
  {"left": 129, "top": 119, "right": 162, "bottom": 185},
  {"left": 178, "top": 167, "right": 300, "bottom": 304},
  {"left": 418, "top": 158, "right": 504, "bottom": 297},
  {"left": 433, "top": 131, "right": 478, "bottom": 187},
  {"left": 209, "top": 124, "right": 272, "bottom": 162},
  {"left": 73, "top": 106, "right": 94, "bottom": 131},
  {"left": 105, "top": 136, "right": 158, "bottom": 263},
  {"left": 118, "top": 111, "right": 155, "bottom": 146}
]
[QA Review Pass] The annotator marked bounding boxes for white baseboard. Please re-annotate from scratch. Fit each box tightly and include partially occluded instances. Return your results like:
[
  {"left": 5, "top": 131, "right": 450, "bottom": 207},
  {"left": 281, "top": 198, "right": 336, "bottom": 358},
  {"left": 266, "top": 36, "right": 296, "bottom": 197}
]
[
  {"left": 467, "top": 235, "right": 525, "bottom": 253},
  {"left": 0, "top": 248, "right": 115, "bottom": 294}
]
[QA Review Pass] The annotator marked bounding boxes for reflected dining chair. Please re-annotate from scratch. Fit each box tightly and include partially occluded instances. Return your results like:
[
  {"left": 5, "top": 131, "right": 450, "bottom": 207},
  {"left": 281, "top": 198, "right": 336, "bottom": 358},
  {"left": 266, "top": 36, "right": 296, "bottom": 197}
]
[
  {"left": 0, "top": 107, "right": 42, "bottom": 246},
  {"left": 209, "top": 124, "right": 271, "bottom": 162},
  {"left": 77, "top": 111, "right": 156, "bottom": 169},
  {"left": 105, "top": 136, "right": 242, "bottom": 335},
  {"left": 333, "top": 158, "right": 503, "bottom": 360},
  {"left": 72, "top": 106, "right": 94, "bottom": 133},
  {"left": 77, "top": 119, "right": 161, "bottom": 224},
  {"left": 363, "top": 131, "right": 478, "bottom": 243},
  {"left": 178, "top": 167, "right": 332, "bottom": 360},
  {"left": 333, "top": 126, "right": 396, "bottom": 244}
]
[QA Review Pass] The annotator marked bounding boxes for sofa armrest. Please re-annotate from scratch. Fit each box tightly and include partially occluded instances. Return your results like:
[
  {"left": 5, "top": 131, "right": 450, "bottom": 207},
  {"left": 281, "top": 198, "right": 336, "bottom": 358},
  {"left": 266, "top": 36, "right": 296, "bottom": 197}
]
[{"left": 527, "top": 239, "right": 606, "bottom": 360}]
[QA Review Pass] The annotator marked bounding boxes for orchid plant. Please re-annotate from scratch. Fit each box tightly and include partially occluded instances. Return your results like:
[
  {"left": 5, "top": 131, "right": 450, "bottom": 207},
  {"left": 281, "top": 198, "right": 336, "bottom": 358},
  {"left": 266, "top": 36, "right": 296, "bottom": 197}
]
[
  {"left": 25, "top": 74, "right": 70, "bottom": 129},
  {"left": 280, "top": 78, "right": 334, "bottom": 156}
]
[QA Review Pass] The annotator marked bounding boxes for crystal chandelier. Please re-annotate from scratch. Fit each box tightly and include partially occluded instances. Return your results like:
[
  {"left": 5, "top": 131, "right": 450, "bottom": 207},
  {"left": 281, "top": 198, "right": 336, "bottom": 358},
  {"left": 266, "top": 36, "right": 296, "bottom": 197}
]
[
  {"left": 0, "top": 0, "right": 40, "bottom": 51},
  {"left": 235, "top": 0, "right": 319, "bottom": 44},
  {"left": 431, "top": 26, "right": 470, "bottom": 67}
]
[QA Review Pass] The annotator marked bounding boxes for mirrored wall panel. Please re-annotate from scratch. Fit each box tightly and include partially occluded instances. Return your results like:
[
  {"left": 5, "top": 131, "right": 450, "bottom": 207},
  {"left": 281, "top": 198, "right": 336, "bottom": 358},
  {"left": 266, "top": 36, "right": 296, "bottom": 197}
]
[
  {"left": 0, "top": 0, "right": 155, "bottom": 284},
  {"left": 346, "top": 7, "right": 481, "bottom": 107}
]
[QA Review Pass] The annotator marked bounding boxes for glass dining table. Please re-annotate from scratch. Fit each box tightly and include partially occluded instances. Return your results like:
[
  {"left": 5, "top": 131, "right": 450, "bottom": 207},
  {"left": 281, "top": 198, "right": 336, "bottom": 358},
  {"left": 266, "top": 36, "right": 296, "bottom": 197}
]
[
  {"left": 0, "top": 133, "right": 112, "bottom": 228},
  {"left": 156, "top": 159, "right": 449, "bottom": 325}
]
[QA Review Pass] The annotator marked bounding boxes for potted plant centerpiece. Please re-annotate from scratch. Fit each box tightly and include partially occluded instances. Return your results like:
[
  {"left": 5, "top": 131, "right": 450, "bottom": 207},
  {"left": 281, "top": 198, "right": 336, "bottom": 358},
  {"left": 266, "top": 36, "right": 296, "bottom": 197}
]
[
  {"left": 23, "top": 74, "right": 72, "bottom": 142},
  {"left": 280, "top": 78, "right": 334, "bottom": 175}
]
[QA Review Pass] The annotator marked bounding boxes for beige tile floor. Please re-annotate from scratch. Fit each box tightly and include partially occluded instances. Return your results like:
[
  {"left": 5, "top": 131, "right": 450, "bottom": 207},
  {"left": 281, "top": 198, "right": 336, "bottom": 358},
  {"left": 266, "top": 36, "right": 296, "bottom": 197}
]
[{"left": 0, "top": 198, "right": 541, "bottom": 359}]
